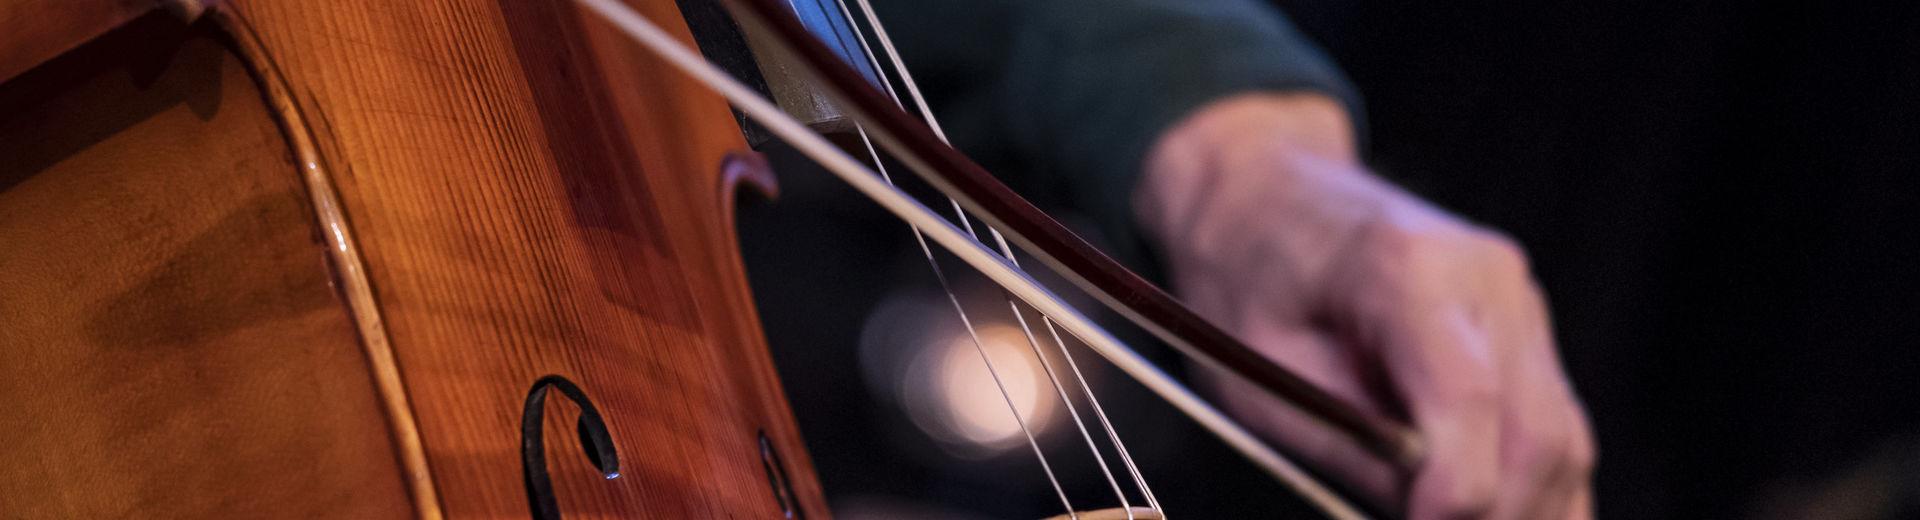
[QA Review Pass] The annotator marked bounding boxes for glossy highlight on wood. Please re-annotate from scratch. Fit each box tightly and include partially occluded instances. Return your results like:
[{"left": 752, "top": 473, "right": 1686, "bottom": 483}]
[
  {"left": 0, "top": 12, "right": 414, "bottom": 517},
  {"left": 2, "top": 0, "right": 826, "bottom": 518}
]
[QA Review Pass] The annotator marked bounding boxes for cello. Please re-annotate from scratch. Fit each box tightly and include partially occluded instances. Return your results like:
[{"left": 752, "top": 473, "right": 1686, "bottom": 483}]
[{"left": 0, "top": 0, "right": 1416, "bottom": 518}]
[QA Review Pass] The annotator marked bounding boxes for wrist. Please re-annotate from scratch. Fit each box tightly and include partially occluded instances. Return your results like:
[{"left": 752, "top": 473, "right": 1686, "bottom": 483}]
[
  {"left": 1157, "top": 92, "right": 1359, "bottom": 166},
  {"left": 1134, "top": 92, "right": 1382, "bottom": 295}
]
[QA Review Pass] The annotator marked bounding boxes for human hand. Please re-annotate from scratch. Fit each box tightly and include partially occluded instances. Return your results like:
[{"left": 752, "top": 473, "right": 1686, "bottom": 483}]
[{"left": 1135, "top": 93, "right": 1595, "bottom": 519}]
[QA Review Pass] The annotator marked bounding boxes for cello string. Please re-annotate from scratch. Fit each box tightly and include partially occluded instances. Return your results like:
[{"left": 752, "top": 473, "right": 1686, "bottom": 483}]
[
  {"left": 571, "top": 2, "right": 1370, "bottom": 517},
  {"left": 823, "top": 0, "right": 1137, "bottom": 514},
  {"left": 815, "top": 0, "right": 1079, "bottom": 510},
  {"left": 844, "top": 0, "right": 1161, "bottom": 512},
  {"left": 852, "top": 122, "right": 1080, "bottom": 516},
  {"left": 993, "top": 233, "right": 1163, "bottom": 513}
]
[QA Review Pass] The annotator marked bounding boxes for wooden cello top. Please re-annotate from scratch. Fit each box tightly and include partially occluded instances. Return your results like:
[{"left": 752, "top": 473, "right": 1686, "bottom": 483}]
[
  {"left": 6, "top": 0, "right": 1410, "bottom": 516},
  {"left": 1, "top": 0, "right": 823, "bottom": 517}
]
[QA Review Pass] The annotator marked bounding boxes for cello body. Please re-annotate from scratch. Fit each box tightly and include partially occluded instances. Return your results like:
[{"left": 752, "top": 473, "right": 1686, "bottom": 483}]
[{"left": 0, "top": 0, "right": 826, "bottom": 517}]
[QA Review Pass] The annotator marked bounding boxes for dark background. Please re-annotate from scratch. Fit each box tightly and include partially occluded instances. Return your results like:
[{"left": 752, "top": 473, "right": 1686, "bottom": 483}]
[
  {"left": 1277, "top": 0, "right": 1920, "bottom": 516},
  {"left": 739, "top": 1, "right": 1920, "bottom": 518}
]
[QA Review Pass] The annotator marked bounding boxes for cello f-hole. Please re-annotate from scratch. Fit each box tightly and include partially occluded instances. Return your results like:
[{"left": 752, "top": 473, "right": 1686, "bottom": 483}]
[{"left": 522, "top": 375, "right": 621, "bottom": 520}]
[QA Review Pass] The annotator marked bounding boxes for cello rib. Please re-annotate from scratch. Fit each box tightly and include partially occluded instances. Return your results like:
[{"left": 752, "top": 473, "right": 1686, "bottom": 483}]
[
  {"left": 2, "top": 0, "right": 826, "bottom": 517},
  {"left": 211, "top": 9, "right": 443, "bottom": 517},
  {"left": 0, "top": 11, "right": 416, "bottom": 517}
]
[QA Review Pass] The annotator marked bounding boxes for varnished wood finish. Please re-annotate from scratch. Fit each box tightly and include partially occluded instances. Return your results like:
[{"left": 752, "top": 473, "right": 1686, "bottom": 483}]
[
  {"left": 231, "top": 0, "right": 827, "bottom": 516},
  {"left": 214, "top": 11, "right": 442, "bottom": 515},
  {"left": 0, "top": 14, "right": 413, "bottom": 517},
  {"left": 3, "top": 0, "right": 826, "bottom": 517},
  {"left": 0, "top": 0, "right": 154, "bottom": 84}
]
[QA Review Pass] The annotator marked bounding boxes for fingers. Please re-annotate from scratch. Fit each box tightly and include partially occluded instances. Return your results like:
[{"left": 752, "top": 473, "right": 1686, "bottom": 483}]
[
  {"left": 1331, "top": 213, "right": 1500, "bottom": 519},
  {"left": 1144, "top": 132, "right": 1599, "bottom": 519},
  {"left": 1489, "top": 372, "right": 1581, "bottom": 519},
  {"left": 1337, "top": 215, "right": 1594, "bottom": 520},
  {"left": 1566, "top": 481, "right": 1595, "bottom": 520},
  {"left": 1497, "top": 345, "right": 1589, "bottom": 518},
  {"left": 1485, "top": 279, "right": 1595, "bottom": 520},
  {"left": 1381, "top": 307, "right": 1502, "bottom": 520}
]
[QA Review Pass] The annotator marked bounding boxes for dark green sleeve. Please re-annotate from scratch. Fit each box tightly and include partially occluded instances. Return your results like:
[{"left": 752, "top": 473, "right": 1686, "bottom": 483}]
[{"left": 869, "top": 0, "right": 1359, "bottom": 258}]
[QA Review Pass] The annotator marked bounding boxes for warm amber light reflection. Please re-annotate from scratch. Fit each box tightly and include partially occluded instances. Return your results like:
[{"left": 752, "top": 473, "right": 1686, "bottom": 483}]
[{"left": 903, "top": 324, "right": 1058, "bottom": 455}]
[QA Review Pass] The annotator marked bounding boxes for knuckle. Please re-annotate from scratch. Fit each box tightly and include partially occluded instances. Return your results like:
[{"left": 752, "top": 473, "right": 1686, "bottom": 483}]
[
  {"left": 1355, "top": 214, "right": 1535, "bottom": 279},
  {"left": 1449, "top": 373, "right": 1503, "bottom": 411},
  {"left": 1518, "top": 424, "right": 1574, "bottom": 479},
  {"left": 1356, "top": 217, "right": 1423, "bottom": 267},
  {"left": 1570, "top": 442, "right": 1597, "bottom": 479},
  {"left": 1520, "top": 410, "right": 1598, "bottom": 489},
  {"left": 1426, "top": 382, "right": 1503, "bottom": 433},
  {"left": 1430, "top": 477, "right": 1497, "bottom": 519},
  {"left": 1340, "top": 219, "right": 1423, "bottom": 306},
  {"left": 1567, "top": 419, "right": 1598, "bottom": 476},
  {"left": 1351, "top": 217, "right": 1447, "bottom": 289},
  {"left": 1471, "top": 229, "right": 1533, "bottom": 275}
]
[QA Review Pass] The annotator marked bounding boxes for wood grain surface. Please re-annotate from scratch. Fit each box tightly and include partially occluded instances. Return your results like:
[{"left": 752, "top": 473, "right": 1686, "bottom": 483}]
[
  {"left": 0, "top": 13, "right": 413, "bottom": 517},
  {"left": 2, "top": 1, "right": 827, "bottom": 517},
  {"left": 0, "top": 0, "right": 154, "bottom": 84}
]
